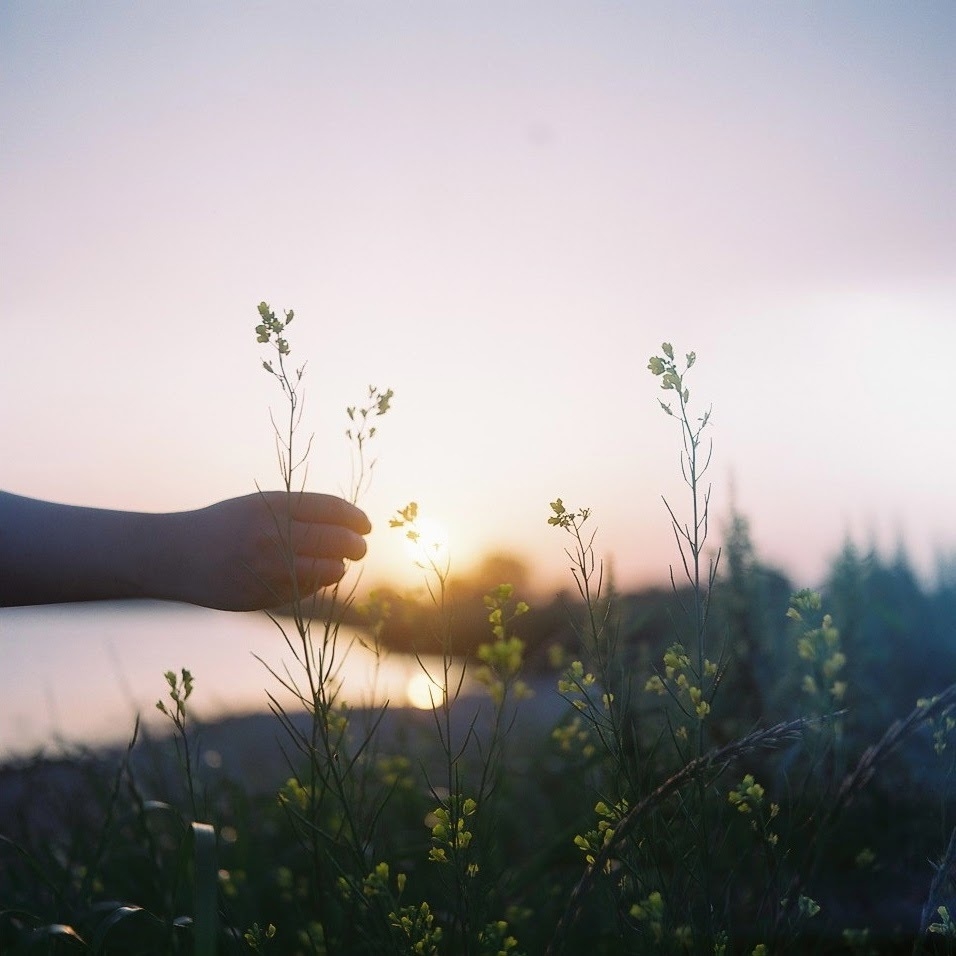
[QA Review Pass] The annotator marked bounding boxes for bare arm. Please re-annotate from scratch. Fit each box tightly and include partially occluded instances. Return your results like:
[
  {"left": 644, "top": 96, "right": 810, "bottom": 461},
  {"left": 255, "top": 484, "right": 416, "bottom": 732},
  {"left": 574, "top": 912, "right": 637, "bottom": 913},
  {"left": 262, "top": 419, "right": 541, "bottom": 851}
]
[{"left": 0, "top": 491, "right": 371, "bottom": 611}]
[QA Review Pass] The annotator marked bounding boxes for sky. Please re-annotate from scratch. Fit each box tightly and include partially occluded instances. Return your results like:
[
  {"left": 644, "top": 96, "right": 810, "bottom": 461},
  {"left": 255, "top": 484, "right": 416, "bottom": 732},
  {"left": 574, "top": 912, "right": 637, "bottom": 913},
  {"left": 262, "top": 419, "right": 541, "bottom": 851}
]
[{"left": 2, "top": 2, "right": 955, "bottom": 600}]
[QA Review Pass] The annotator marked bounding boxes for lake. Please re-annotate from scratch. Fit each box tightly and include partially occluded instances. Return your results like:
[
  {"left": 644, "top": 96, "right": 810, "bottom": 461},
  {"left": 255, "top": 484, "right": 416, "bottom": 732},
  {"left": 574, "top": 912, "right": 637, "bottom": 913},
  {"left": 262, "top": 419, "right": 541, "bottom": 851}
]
[{"left": 0, "top": 601, "right": 462, "bottom": 759}]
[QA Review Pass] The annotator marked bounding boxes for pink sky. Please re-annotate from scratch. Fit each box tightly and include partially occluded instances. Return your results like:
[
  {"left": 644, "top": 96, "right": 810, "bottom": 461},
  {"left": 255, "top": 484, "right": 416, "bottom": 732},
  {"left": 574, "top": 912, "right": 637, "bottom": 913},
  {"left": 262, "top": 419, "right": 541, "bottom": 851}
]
[{"left": 2, "top": 3, "right": 955, "bottom": 596}]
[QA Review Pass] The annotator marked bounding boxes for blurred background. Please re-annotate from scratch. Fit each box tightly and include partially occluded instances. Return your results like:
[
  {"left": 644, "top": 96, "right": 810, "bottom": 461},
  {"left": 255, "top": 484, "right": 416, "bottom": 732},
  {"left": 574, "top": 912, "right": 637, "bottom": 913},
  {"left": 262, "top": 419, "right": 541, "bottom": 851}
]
[{"left": 2, "top": 2, "right": 954, "bottom": 756}]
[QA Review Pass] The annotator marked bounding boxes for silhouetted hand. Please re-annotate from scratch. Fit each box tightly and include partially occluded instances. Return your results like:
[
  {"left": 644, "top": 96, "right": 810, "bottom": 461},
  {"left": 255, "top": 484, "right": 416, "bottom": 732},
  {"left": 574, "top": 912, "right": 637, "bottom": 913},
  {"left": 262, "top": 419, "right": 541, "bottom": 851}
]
[
  {"left": 166, "top": 491, "right": 371, "bottom": 611},
  {"left": 0, "top": 490, "right": 372, "bottom": 611}
]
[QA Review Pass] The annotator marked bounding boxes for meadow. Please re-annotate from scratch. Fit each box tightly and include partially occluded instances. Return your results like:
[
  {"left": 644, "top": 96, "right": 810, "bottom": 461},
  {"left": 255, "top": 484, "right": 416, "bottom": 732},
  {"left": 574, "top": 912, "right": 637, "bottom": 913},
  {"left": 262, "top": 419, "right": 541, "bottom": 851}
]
[{"left": 2, "top": 316, "right": 956, "bottom": 955}]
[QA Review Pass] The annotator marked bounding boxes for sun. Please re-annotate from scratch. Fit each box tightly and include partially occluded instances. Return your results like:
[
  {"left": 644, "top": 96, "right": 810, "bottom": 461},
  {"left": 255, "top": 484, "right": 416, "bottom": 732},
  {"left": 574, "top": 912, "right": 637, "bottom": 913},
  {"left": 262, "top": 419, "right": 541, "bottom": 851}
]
[
  {"left": 402, "top": 514, "right": 451, "bottom": 569},
  {"left": 405, "top": 671, "right": 443, "bottom": 710}
]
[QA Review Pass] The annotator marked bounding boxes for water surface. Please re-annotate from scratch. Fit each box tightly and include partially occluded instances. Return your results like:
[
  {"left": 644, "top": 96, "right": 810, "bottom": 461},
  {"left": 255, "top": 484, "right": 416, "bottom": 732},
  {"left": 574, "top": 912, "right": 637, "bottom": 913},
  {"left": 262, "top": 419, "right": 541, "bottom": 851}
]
[{"left": 0, "top": 601, "right": 443, "bottom": 759}]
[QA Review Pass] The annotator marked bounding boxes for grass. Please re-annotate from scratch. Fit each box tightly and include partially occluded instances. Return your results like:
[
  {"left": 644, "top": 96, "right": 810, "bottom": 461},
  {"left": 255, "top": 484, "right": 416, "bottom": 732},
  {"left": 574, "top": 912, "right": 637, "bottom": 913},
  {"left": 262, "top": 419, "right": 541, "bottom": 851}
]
[{"left": 2, "top": 321, "right": 956, "bottom": 955}]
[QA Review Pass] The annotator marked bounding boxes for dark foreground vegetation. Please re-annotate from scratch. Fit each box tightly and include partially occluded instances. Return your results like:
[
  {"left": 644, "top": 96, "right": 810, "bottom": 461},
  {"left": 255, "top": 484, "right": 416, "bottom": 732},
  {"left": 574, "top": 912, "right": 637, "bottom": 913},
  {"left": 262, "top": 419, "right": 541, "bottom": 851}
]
[
  {"left": 3, "top": 525, "right": 956, "bottom": 955},
  {"left": 4, "top": 333, "right": 956, "bottom": 955}
]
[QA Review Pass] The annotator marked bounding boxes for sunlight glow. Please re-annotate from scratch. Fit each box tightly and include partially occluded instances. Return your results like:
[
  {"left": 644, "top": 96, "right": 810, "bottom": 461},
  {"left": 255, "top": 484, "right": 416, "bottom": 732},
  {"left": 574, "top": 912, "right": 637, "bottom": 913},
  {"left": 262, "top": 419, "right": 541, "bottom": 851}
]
[
  {"left": 405, "top": 671, "right": 443, "bottom": 710},
  {"left": 402, "top": 514, "right": 451, "bottom": 570}
]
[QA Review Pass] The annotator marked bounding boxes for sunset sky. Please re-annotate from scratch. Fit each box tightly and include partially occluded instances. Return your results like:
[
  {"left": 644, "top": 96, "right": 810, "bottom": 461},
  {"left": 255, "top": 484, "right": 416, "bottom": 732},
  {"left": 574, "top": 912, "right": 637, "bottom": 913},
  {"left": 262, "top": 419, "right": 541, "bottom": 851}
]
[{"left": 3, "top": 2, "right": 955, "bottom": 599}]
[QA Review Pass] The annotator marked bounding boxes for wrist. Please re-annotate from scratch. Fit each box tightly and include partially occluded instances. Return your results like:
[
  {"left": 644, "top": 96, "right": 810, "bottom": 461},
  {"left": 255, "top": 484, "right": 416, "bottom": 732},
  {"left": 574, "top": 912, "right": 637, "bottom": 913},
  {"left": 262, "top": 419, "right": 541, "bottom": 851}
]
[{"left": 128, "top": 510, "right": 191, "bottom": 603}]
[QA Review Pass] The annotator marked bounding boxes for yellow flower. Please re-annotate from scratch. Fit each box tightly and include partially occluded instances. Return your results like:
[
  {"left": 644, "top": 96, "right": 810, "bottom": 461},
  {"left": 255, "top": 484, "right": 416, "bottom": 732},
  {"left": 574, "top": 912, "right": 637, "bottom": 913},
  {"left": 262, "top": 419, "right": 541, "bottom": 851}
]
[
  {"left": 645, "top": 675, "right": 666, "bottom": 696},
  {"left": 823, "top": 651, "right": 846, "bottom": 679}
]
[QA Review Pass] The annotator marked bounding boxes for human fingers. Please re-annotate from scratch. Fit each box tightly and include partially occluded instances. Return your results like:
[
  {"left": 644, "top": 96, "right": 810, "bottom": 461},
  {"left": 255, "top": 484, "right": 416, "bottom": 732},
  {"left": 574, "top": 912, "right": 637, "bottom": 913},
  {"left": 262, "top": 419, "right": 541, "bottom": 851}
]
[
  {"left": 294, "top": 555, "right": 347, "bottom": 592},
  {"left": 289, "top": 520, "right": 368, "bottom": 562},
  {"left": 285, "top": 492, "right": 371, "bottom": 535}
]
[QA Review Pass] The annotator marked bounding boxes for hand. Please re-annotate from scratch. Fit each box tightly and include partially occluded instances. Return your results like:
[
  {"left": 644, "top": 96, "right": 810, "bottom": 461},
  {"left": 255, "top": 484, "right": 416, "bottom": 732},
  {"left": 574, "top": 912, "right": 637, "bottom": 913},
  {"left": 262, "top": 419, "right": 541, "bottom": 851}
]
[{"left": 168, "top": 491, "right": 372, "bottom": 611}]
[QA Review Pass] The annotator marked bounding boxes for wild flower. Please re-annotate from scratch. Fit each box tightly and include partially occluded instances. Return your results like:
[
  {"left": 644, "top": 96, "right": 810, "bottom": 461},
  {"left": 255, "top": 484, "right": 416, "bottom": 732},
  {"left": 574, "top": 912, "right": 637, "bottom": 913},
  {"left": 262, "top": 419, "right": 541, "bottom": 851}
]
[
  {"left": 346, "top": 384, "right": 393, "bottom": 503},
  {"left": 474, "top": 584, "right": 533, "bottom": 705},
  {"left": 427, "top": 796, "right": 478, "bottom": 865},
  {"left": 252, "top": 302, "right": 400, "bottom": 953},
  {"left": 646, "top": 641, "right": 718, "bottom": 720},
  {"left": 788, "top": 590, "right": 847, "bottom": 712},
  {"left": 477, "top": 920, "right": 522, "bottom": 956},
  {"left": 155, "top": 668, "right": 201, "bottom": 816},
  {"left": 728, "top": 774, "right": 780, "bottom": 846},
  {"left": 155, "top": 667, "right": 193, "bottom": 722},
  {"left": 629, "top": 889, "right": 665, "bottom": 941},
  {"left": 929, "top": 905, "right": 956, "bottom": 937},
  {"left": 546, "top": 496, "right": 631, "bottom": 782},
  {"left": 243, "top": 922, "right": 277, "bottom": 952},
  {"left": 727, "top": 773, "right": 765, "bottom": 813},
  {"left": 572, "top": 798, "right": 630, "bottom": 870},
  {"left": 551, "top": 716, "right": 596, "bottom": 758},
  {"left": 647, "top": 342, "right": 720, "bottom": 752},
  {"left": 389, "top": 901, "right": 444, "bottom": 955},
  {"left": 392, "top": 504, "right": 530, "bottom": 953}
]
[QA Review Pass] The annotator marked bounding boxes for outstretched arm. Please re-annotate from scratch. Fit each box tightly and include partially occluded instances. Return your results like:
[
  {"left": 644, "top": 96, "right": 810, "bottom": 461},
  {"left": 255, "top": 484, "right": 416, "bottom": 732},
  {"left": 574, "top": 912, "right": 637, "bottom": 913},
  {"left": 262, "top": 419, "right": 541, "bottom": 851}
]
[{"left": 0, "top": 490, "right": 371, "bottom": 611}]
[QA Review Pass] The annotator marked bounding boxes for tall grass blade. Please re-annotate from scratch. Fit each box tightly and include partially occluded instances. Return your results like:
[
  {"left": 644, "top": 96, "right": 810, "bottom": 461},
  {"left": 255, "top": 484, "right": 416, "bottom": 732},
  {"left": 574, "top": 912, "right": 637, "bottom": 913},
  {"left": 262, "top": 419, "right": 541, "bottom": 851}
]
[{"left": 191, "top": 821, "right": 218, "bottom": 956}]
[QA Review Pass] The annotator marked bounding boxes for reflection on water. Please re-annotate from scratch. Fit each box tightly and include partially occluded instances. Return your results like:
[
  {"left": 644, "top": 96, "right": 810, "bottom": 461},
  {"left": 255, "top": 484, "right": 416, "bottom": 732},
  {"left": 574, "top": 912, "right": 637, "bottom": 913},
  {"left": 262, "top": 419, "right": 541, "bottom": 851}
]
[{"left": 0, "top": 601, "right": 463, "bottom": 759}]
